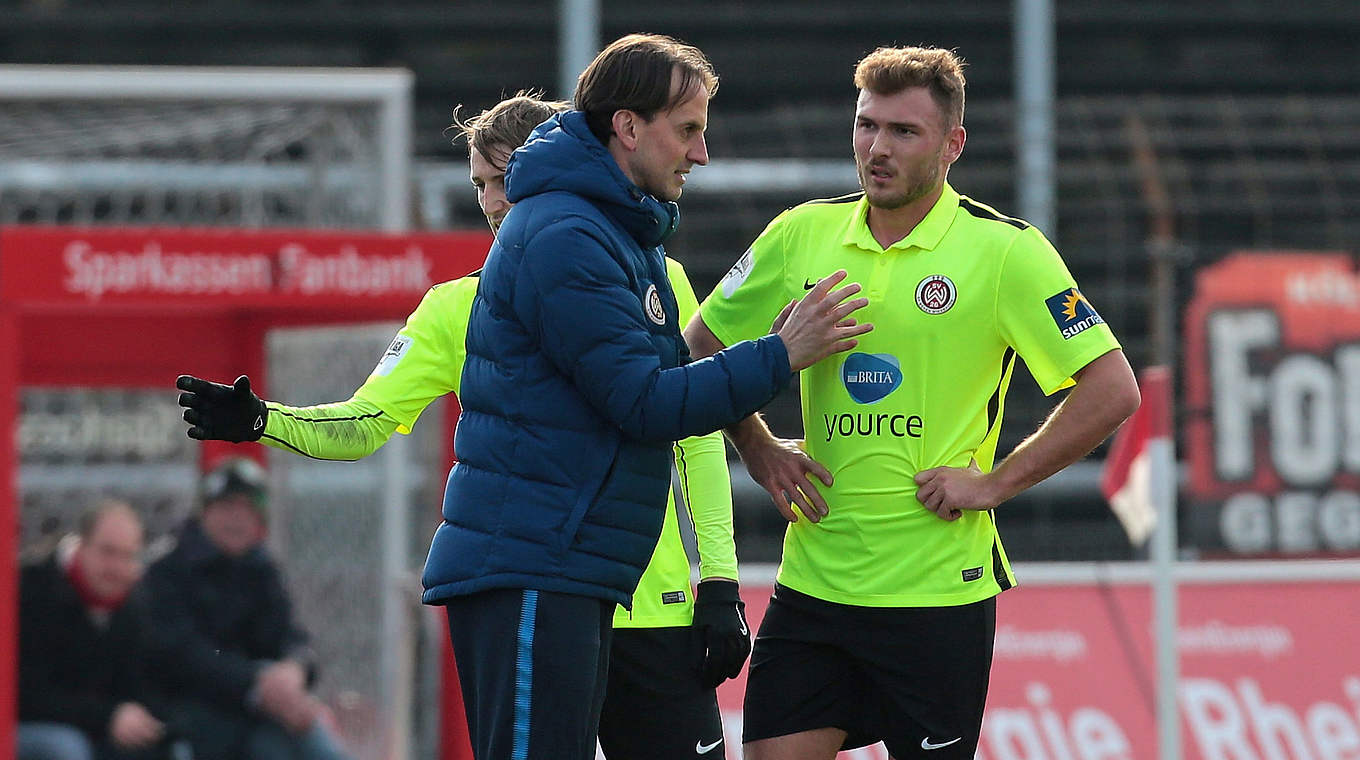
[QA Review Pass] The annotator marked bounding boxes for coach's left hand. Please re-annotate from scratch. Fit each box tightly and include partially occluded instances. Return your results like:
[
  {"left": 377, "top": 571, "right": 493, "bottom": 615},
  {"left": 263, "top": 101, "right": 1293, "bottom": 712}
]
[
  {"left": 692, "top": 579, "right": 751, "bottom": 688},
  {"left": 914, "top": 461, "right": 999, "bottom": 521}
]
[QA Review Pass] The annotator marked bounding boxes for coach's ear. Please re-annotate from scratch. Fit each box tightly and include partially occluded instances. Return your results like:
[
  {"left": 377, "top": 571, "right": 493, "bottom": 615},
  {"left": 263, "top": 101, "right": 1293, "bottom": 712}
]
[{"left": 610, "top": 109, "right": 641, "bottom": 152}]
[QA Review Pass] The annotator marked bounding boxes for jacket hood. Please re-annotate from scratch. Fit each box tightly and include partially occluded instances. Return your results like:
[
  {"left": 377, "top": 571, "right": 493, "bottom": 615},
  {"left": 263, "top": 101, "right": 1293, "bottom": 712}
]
[{"left": 504, "top": 110, "right": 680, "bottom": 248}]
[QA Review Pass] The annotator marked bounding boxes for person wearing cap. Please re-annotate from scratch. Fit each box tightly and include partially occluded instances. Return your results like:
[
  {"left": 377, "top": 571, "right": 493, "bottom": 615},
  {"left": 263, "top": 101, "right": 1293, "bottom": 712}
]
[{"left": 142, "top": 458, "right": 350, "bottom": 760}]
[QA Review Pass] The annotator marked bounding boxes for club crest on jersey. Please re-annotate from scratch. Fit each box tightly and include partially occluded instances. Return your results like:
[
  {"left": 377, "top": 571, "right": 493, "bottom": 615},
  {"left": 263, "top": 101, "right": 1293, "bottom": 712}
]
[
  {"left": 644, "top": 283, "right": 667, "bottom": 325},
  {"left": 915, "top": 275, "right": 957, "bottom": 315},
  {"left": 842, "top": 352, "right": 902, "bottom": 404},
  {"left": 1045, "top": 287, "right": 1104, "bottom": 339}
]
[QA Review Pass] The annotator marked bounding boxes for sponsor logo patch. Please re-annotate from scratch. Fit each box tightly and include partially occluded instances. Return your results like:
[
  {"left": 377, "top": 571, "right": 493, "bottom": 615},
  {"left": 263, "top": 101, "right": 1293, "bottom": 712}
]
[
  {"left": 842, "top": 352, "right": 902, "bottom": 404},
  {"left": 915, "top": 274, "right": 957, "bottom": 314},
  {"left": 719, "top": 248, "right": 754, "bottom": 298},
  {"left": 644, "top": 283, "right": 667, "bottom": 325},
  {"left": 374, "top": 335, "right": 412, "bottom": 376},
  {"left": 961, "top": 566, "right": 985, "bottom": 582},
  {"left": 1045, "top": 287, "right": 1105, "bottom": 339},
  {"left": 660, "top": 590, "right": 687, "bottom": 605}
]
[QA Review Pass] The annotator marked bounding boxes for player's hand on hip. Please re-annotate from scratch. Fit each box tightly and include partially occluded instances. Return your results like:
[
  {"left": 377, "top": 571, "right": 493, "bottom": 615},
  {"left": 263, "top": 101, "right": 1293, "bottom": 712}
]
[
  {"left": 774, "top": 270, "right": 873, "bottom": 372},
  {"left": 692, "top": 579, "right": 752, "bottom": 688},
  {"left": 740, "top": 436, "right": 833, "bottom": 523},
  {"left": 913, "top": 461, "right": 997, "bottom": 521},
  {"left": 176, "top": 374, "right": 268, "bottom": 442}
]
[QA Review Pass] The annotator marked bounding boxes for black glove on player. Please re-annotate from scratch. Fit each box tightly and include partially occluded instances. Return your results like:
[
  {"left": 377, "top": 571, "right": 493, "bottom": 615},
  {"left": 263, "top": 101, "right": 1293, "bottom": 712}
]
[
  {"left": 692, "top": 579, "right": 751, "bottom": 688},
  {"left": 177, "top": 374, "right": 268, "bottom": 443}
]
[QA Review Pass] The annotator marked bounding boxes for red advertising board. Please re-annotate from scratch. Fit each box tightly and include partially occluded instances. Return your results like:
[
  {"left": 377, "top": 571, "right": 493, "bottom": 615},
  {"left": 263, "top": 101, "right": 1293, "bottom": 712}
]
[
  {"left": 1184, "top": 251, "right": 1360, "bottom": 556},
  {"left": 716, "top": 569, "right": 1360, "bottom": 760},
  {"left": 0, "top": 224, "right": 490, "bottom": 308},
  {"left": 0, "top": 224, "right": 493, "bottom": 760}
]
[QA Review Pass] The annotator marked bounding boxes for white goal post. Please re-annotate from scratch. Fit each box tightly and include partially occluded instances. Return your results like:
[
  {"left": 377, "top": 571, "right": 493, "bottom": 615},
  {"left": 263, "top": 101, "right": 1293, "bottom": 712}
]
[{"left": 0, "top": 65, "right": 413, "bottom": 230}]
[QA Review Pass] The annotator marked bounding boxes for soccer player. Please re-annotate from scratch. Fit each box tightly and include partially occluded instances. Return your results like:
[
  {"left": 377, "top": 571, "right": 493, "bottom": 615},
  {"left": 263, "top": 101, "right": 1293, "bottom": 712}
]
[
  {"left": 684, "top": 47, "right": 1141, "bottom": 760},
  {"left": 178, "top": 91, "right": 749, "bottom": 760}
]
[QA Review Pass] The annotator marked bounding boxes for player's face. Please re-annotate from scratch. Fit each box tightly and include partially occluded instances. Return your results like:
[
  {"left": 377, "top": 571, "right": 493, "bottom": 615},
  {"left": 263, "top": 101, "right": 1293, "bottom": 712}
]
[
  {"left": 200, "top": 494, "right": 266, "bottom": 558},
  {"left": 625, "top": 71, "right": 710, "bottom": 202},
  {"left": 853, "top": 87, "right": 965, "bottom": 210},
  {"left": 77, "top": 511, "right": 144, "bottom": 601},
  {"left": 470, "top": 145, "right": 513, "bottom": 235}
]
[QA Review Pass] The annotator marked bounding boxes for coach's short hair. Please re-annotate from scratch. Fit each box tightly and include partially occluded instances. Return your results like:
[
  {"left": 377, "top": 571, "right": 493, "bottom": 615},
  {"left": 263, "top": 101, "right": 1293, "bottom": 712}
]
[
  {"left": 574, "top": 33, "right": 718, "bottom": 147},
  {"left": 450, "top": 90, "right": 571, "bottom": 170},
  {"left": 854, "top": 46, "right": 967, "bottom": 129}
]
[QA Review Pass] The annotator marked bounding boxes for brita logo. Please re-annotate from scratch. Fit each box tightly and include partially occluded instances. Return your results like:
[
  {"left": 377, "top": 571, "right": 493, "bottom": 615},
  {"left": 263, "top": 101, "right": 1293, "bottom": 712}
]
[{"left": 842, "top": 353, "right": 902, "bottom": 404}]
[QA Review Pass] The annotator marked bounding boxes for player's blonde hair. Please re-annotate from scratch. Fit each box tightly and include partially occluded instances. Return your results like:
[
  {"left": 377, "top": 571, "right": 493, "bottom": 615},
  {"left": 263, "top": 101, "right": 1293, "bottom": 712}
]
[
  {"left": 853, "top": 46, "right": 967, "bottom": 129},
  {"left": 450, "top": 90, "right": 571, "bottom": 170}
]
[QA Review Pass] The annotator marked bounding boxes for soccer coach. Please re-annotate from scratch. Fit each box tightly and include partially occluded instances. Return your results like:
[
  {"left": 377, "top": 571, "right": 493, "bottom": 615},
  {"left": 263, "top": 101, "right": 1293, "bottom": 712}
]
[{"left": 424, "top": 34, "right": 872, "bottom": 760}]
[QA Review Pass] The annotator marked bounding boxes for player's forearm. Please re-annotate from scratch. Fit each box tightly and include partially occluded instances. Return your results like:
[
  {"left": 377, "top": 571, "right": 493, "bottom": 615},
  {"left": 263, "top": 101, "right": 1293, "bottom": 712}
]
[
  {"left": 676, "top": 431, "right": 739, "bottom": 581},
  {"left": 260, "top": 397, "right": 400, "bottom": 461},
  {"left": 989, "top": 349, "right": 1139, "bottom": 502}
]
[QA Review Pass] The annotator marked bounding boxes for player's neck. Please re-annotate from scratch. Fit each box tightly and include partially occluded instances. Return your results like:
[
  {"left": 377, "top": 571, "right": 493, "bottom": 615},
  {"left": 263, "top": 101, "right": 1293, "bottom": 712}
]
[{"left": 866, "top": 183, "right": 943, "bottom": 249}]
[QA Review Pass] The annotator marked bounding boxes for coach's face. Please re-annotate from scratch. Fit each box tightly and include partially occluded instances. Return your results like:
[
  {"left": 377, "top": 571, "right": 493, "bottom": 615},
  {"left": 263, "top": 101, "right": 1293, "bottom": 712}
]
[
  {"left": 853, "top": 86, "right": 965, "bottom": 210},
  {"left": 617, "top": 69, "right": 710, "bottom": 202},
  {"left": 470, "top": 145, "right": 513, "bottom": 234}
]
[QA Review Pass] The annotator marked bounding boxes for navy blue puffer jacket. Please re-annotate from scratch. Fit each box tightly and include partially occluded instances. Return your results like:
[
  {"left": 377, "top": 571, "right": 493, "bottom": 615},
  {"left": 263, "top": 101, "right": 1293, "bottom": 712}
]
[{"left": 421, "top": 111, "right": 790, "bottom": 606}]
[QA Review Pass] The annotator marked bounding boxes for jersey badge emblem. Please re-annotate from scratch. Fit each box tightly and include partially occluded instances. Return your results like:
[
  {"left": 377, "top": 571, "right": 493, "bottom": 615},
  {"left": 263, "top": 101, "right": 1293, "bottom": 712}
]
[
  {"left": 374, "top": 335, "right": 412, "bottom": 376},
  {"left": 1045, "top": 287, "right": 1105, "bottom": 339},
  {"left": 842, "top": 352, "right": 902, "bottom": 404},
  {"left": 644, "top": 283, "right": 667, "bottom": 325},
  {"left": 719, "top": 248, "right": 754, "bottom": 298},
  {"left": 915, "top": 275, "right": 957, "bottom": 314}
]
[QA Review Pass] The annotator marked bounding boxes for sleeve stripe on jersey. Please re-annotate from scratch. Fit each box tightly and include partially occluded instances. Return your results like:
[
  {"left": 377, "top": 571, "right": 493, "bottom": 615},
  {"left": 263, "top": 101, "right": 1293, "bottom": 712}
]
[
  {"left": 260, "top": 433, "right": 363, "bottom": 462},
  {"left": 272, "top": 408, "right": 387, "bottom": 424},
  {"left": 983, "top": 347, "right": 1018, "bottom": 441},
  {"left": 805, "top": 191, "right": 864, "bottom": 206},
  {"left": 674, "top": 443, "right": 697, "bottom": 544},
  {"left": 959, "top": 197, "right": 1029, "bottom": 230}
]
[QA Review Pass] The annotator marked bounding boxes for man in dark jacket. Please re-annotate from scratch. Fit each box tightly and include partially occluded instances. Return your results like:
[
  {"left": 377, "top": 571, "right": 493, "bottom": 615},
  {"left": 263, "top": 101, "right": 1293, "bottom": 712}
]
[
  {"left": 143, "top": 458, "right": 349, "bottom": 760},
  {"left": 427, "top": 33, "right": 873, "bottom": 760},
  {"left": 18, "top": 500, "right": 167, "bottom": 760}
]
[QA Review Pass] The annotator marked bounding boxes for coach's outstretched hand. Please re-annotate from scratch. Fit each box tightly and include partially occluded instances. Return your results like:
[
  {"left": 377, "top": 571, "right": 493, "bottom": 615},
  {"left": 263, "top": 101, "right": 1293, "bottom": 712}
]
[
  {"left": 692, "top": 579, "right": 751, "bottom": 688},
  {"left": 773, "top": 269, "right": 872, "bottom": 372},
  {"left": 176, "top": 374, "right": 268, "bottom": 442}
]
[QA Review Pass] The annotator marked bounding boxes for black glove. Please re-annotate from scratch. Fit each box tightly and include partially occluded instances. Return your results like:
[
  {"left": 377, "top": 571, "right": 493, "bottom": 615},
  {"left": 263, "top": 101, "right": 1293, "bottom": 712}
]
[
  {"left": 176, "top": 374, "right": 268, "bottom": 443},
  {"left": 692, "top": 579, "right": 751, "bottom": 688}
]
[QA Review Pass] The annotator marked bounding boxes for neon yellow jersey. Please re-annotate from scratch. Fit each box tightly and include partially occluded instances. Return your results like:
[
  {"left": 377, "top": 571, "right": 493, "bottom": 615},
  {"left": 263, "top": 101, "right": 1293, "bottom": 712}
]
[
  {"left": 699, "top": 183, "right": 1121, "bottom": 607},
  {"left": 347, "top": 260, "right": 735, "bottom": 628}
]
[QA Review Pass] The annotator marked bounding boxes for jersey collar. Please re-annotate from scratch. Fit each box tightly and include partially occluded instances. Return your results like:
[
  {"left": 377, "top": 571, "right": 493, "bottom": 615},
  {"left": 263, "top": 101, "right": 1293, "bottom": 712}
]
[{"left": 843, "top": 182, "right": 960, "bottom": 253}]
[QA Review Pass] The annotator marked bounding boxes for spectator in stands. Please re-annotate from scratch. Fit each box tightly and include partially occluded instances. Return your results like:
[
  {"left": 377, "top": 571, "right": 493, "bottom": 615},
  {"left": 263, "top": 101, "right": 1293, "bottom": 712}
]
[
  {"left": 143, "top": 458, "right": 349, "bottom": 760},
  {"left": 18, "top": 499, "right": 168, "bottom": 760}
]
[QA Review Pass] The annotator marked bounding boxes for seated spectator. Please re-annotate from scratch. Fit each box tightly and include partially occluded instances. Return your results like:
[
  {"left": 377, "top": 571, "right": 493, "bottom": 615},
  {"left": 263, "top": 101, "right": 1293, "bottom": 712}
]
[
  {"left": 18, "top": 499, "right": 168, "bottom": 760},
  {"left": 144, "top": 458, "right": 349, "bottom": 760}
]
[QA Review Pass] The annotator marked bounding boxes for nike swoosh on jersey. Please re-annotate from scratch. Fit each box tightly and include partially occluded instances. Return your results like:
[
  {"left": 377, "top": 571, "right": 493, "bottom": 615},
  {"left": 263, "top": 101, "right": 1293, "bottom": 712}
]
[
  {"left": 803, "top": 278, "right": 816, "bottom": 290},
  {"left": 696, "top": 738, "right": 723, "bottom": 754},
  {"left": 921, "top": 736, "right": 962, "bottom": 750}
]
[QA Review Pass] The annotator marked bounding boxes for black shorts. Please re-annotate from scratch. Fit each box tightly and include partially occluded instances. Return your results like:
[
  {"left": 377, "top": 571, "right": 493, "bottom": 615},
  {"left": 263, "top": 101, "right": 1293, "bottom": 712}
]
[
  {"left": 445, "top": 588, "right": 614, "bottom": 760},
  {"left": 598, "top": 626, "right": 726, "bottom": 760},
  {"left": 742, "top": 584, "right": 995, "bottom": 759}
]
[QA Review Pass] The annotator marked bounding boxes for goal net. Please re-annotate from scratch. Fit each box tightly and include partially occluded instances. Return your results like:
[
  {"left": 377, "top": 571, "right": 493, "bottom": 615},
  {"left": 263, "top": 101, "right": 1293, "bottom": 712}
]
[{"left": 0, "top": 65, "right": 412, "bottom": 230}]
